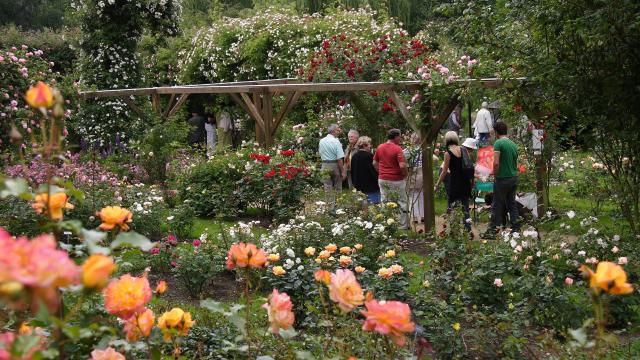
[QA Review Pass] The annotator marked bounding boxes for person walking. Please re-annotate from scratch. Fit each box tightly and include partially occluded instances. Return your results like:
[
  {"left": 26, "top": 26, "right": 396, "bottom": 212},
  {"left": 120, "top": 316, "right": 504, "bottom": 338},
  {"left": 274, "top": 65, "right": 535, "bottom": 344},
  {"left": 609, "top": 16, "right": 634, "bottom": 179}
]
[
  {"left": 319, "top": 124, "right": 346, "bottom": 207},
  {"left": 434, "top": 131, "right": 473, "bottom": 232},
  {"left": 217, "top": 107, "right": 233, "bottom": 151},
  {"left": 350, "top": 136, "right": 381, "bottom": 204},
  {"left": 344, "top": 129, "right": 359, "bottom": 189},
  {"left": 474, "top": 101, "right": 494, "bottom": 147},
  {"left": 447, "top": 105, "right": 462, "bottom": 134},
  {"left": 404, "top": 132, "right": 424, "bottom": 225},
  {"left": 373, "top": 129, "right": 409, "bottom": 230},
  {"left": 187, "top": 110, "right": 206, "bottom": 148},
  {"left": 482, "top": 122, "right": 520, "bottom": 238},
  {"left": 205, "top": 114, "right": 217, "bottom": 156}
]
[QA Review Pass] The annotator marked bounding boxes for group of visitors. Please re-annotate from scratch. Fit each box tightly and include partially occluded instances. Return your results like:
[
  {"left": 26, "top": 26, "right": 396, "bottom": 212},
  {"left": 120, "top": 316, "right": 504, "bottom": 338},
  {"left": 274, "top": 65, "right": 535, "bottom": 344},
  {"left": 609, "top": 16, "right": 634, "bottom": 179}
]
[
  {"left": 319, "top": 117, "right": 521, "bottom": 238},
  {"left": 187, "top": 108, "right": 233, "bottom": 155}
]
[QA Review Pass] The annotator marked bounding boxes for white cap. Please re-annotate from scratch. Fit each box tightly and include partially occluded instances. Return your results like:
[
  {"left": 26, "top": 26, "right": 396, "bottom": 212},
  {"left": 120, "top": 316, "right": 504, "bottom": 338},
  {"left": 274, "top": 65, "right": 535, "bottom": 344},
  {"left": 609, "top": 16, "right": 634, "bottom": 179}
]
[{"left": 462, "top": 138, "right": 478, "bottom": 149}]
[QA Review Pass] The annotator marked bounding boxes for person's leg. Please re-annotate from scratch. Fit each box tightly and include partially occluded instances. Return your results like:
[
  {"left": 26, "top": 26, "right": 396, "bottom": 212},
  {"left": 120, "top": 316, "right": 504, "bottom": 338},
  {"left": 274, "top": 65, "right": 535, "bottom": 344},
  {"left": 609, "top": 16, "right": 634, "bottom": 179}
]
[
  {"left": 506, "top": 177, "right": 520, "bottom": 231},
  {"left": 461, "top": 197, "right": 471, "bottom": 232},
  {"left": 379, "top": 180, "right": 389, "bottom": 203},
  {"left": 396, "top": 180, "right": 409, "bottom": 230},
  {"left": 488, "top": 178, "right": 507, "bottom": 233},
  {"left": 322, "top": 163, "right": 336, "bottom": 207}
]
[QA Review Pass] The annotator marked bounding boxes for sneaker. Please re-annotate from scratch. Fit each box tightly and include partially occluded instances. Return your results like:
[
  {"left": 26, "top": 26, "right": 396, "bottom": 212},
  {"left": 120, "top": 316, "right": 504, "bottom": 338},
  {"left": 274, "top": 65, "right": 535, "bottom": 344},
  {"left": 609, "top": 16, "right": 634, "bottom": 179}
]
[{"left": 481, "top": 230, "right": 496, "bottom": 240}]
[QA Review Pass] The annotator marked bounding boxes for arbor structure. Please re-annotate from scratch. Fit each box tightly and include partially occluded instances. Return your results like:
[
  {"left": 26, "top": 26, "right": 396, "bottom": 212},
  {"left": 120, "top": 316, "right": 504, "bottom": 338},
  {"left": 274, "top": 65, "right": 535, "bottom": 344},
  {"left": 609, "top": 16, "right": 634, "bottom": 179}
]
[{"left": 82, "top": 77, "right": 523, "bottom": 232}]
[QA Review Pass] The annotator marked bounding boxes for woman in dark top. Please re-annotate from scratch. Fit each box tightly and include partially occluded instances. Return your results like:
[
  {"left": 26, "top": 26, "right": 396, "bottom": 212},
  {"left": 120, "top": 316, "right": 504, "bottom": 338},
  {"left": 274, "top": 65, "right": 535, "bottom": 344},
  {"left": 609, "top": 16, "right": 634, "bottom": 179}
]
[
  {"left": 434, "top": 131, "right": 473, "bottom": 231},
  {"left": 350, "top": 136, "right": 381, "bottom": 204}
]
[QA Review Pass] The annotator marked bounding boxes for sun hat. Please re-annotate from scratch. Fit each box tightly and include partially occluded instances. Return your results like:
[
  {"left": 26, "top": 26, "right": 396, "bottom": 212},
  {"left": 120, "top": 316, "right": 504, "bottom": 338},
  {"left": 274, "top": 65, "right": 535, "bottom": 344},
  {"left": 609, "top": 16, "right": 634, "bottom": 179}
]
[{"left": 462, "top": 138, "right": 478, "bottom": 149}]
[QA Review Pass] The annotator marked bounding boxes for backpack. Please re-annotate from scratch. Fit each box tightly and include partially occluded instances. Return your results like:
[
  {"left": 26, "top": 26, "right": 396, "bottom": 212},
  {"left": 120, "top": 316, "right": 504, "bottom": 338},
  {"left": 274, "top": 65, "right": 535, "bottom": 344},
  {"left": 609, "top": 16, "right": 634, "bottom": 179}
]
[{"left": 461, "top": 147, "right": 475, "bottom": 179}]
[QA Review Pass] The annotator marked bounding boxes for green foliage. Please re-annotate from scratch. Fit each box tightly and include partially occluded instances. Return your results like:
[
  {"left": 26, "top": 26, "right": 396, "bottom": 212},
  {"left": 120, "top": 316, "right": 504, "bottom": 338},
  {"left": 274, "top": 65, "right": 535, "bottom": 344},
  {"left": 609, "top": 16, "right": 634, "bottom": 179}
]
[
  {"left": 172, "top": 240, "right": 227, "bottom": 298},
  {"left": 0, "top": 0, "right": 70, "bottom": 30}
]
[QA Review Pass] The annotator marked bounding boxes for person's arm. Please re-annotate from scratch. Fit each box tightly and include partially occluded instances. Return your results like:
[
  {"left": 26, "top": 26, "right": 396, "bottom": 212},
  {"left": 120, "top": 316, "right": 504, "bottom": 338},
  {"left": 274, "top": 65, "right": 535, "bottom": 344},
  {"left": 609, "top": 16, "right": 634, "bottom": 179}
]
[
  {"left": 397, "top": 150, "right": 408, "bottom": 178},
  {"left": 338, "top": 158, "right": 346, "bottom": 180},
  {"left": 493, "top": 150, "right": 501, "bottom": 176},
  {"left": 435, "top": 152, "right": 450, "bottom": 189},
  {"left": 372, "top": 150, "right": 379, "bottom": 172}
]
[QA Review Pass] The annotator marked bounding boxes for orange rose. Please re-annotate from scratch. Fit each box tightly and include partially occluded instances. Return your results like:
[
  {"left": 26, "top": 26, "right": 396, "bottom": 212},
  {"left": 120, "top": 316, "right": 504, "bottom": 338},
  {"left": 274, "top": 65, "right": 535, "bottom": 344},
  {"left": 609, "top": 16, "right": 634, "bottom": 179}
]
[
  {"left": 103, "top": 274, "right": 152, "bottom": 319},
  {"left": 155, "top": 280, "right": 167, "bottom": 294},
  {"left": 267, "top": 253, "right": 280, "bottom": 262},
  {"left": 340, "top": 246, "right": 351, "bottom": 254},
  {"left": 325, "top": 244, "right": 338, "bottom": 253},
  {"left": 339, "top": 256, "right": 353, "bottom": 267},
  {"left": 361, "top": 299, "right": 415, "bottom": 346},
  {"left": 355, "top": 266, "right": 366, "bottom": 273},
  {"left": 32, "top": 192, "right": 74, "bottom": 221},
  {"left": 390, "top": 264, "right": 404, "bottom": 274},
  {"left": 98, "top": 206, "right": 133, "bottom": 231},
  {"left": 328, "top": 269, "right": 364, "bottom": 312},
  {"left": 314, "top": 270, "right": 331, "bottom": 285},
  {"left": 25, "top": 82, "right": 54, "bottom": 109},
  {"left": 82, "top": 254, "right": 117, "bottom": 289},
  {"left": 304, "top": 247, "right": 316, "bottom": 256},
  {"left": 580, "top": 261, "right": 633, "bottom": 295},
  {"left": 262, "top": 289, "right": 295, "bottom": 334},
  {"left": 272, "top": 266, "right": 286, "bottom": 276},
  {"left": 378, "top": 267, "right": 393, "bottom": 279},
  {"left": 354, "top": 244, "right": 363, "bottom": 251},
  {"left": 226, "top": 242, "right": 267, "bottom": 270},
  {"left": 317, "top": 250, "right": 331, "bottom": 260},
  {"left": 123, "top": 308, "right": 154, "bottom": 342}
]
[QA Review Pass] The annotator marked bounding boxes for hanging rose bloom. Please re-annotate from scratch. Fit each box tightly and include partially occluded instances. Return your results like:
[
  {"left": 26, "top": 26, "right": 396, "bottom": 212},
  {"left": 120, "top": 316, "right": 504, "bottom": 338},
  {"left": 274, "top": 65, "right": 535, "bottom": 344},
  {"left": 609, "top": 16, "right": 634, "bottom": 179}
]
[
  {"left": 98, "top": 206, "right": 133, "bottom": 231},
  {"left": 81, "top": 254, "right": 117, "bottom": 289},
  {"left": 361, "top": 299, "right": 415, "bottom": 346},
  {"left": 580, "top": 261, "right": 634, "bottom": 295},
  {"left": 157, "top": 308, "right": 195, "bottom": 341},
  {"left": 89, "top": 347, "right": 126, "bottom": 360},
  {"left": 25, "top": 81, "right": 54, "bottom": 109},
  {"left": 0, "top": 229, "right": 80, "bottom": 312},
  {"left": 123, "top": 308, "right": 155, "bottom": 342},
  {"left": 31, "top": 192, "right": 74, "bottom": 221},
  {"left": 328, "top": 269, "right": 364, "bottom": 312},
  {"left": 225, "top": 242, "right": 267, "bottom": 270},
  {"left": 155, "top": 280, "right": 167, "bottom": 294},
  {"left": 103, "top": 274, "right": 152, "bottom": 319},
  {"left": 262, "top": 289, "right": 295, "bottom": 334}
]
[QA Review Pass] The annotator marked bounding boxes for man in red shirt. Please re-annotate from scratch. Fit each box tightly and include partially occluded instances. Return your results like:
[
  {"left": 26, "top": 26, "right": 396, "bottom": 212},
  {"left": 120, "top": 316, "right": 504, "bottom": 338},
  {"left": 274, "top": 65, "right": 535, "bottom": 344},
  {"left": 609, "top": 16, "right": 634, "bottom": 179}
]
[{"left": 373, "top": 129, "right": 409, "bottom": 229}]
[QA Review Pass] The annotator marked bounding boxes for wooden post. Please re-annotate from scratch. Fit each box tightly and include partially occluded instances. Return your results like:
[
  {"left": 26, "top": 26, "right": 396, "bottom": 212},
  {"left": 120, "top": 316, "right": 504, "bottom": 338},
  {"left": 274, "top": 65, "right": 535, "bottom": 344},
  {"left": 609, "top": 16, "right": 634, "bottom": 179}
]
[
  {"left": 467, "top": 100, "right": 472, "bottom": 136},
  {"left": 420, "top": 98, "right": 436, "bottom": 233},
  {"left": 262, "top": 89, "right": 273, "bottom": 147}
]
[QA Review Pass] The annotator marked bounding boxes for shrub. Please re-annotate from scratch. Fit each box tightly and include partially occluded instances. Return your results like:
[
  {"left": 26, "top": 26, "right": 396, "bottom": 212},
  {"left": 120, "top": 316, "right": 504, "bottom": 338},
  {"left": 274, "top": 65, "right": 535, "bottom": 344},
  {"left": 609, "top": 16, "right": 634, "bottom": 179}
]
[{"left": 172, "top": 239, "right": 227, "bottom": 299}]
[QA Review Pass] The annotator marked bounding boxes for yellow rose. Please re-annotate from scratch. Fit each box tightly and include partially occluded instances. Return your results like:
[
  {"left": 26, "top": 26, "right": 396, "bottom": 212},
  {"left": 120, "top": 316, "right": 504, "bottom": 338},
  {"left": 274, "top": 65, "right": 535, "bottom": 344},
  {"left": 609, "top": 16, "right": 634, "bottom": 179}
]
[
  {"left": 355, "top": 266, "right": 366, "bottom": 273},
  {"left": 354, "top": 244, "right": 363, "bottom": 250},
  {"left": 304, "top": 247, "right": 316, "bottom": 256},
  {"left": 385, "top": 250, "right": 396, "bottom": 258},
  {"left": 25, "top": 81, "right": 54, "bottom": 109},
  {"left": 267, "top": 253, "right": 280, "bottom": 262},
  {"left": 81, "top": 254, "right": 117, "bottom": 289},
  {"left": 272, "top": 266, "right": 286, "bottom": 276}
]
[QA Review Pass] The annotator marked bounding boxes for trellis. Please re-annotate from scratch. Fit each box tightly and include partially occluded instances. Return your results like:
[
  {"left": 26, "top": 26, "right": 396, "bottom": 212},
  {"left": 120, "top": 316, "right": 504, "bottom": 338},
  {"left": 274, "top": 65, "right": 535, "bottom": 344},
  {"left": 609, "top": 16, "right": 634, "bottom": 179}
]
[{"left": 81, "top": 77, "right": 525, "bottom": 233}]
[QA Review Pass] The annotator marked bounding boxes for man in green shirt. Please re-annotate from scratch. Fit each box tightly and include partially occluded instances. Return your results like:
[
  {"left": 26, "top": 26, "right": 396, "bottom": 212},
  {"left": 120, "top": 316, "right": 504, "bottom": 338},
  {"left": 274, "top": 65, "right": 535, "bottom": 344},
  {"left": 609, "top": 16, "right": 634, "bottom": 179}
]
[{"left": 483, "top": 121, "right": 520, "bottom": 238}]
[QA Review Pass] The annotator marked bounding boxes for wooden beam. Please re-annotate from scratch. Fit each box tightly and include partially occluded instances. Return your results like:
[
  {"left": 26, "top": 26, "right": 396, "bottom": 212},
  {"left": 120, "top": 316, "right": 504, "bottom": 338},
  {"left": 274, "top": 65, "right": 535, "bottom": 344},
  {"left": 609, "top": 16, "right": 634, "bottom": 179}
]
[
  {"left": 427, "top": 96, "right": 461, "bottom": 142},
  {"left": 240, "top": 92, "right": 265, "bottom": 132},
  {"left": 167, "top": 93, "right": 190, "bottom": 118},
  {"left": 272, "top": 91, "right": 304, "bottom": 136},
  {"left": 230, "top": 93, "right": 264, "bottom": 143},
  {"left": 80, "top": 78, "right": 527, "bottom": 98},
  {"left": 120, "top": 96, "right": 145, "bottom": 118},
  {"left": 387, "top": 90, "right": 418, "bottom": 132},
  {"left": 151, "top": 93, "right": 161, "bottom": 117},
  {"left": 163, "top": 93, "right": 176, "bottom": 119}
]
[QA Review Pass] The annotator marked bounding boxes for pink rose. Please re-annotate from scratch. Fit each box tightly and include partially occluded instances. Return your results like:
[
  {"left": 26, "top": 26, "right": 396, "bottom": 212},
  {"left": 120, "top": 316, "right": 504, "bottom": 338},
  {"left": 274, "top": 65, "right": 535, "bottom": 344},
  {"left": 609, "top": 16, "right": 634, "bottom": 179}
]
[
  {"left": 564, "top": 277, "right": 573, "bottom": 285},
  {"left": 618, "top": 257, "right": 628, "bottom": 265}
]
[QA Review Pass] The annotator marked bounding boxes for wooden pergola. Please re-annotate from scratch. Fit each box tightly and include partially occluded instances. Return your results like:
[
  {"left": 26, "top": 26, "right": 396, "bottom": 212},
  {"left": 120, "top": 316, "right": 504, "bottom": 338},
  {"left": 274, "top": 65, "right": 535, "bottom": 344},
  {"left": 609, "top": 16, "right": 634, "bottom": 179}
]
[{"left": 81, "top": 77, "right": 526, "bottom": 233}]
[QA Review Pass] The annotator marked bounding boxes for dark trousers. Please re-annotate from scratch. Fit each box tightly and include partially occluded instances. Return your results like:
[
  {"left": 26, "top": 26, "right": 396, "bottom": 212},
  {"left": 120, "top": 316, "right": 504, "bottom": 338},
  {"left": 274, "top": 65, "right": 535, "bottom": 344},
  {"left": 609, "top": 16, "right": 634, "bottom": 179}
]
[
  {"left": 448, "top": 197, "right": 471, "bottom": 231},
  {"left": 489, "top": 176, "right": 519, "bottom": 232}
]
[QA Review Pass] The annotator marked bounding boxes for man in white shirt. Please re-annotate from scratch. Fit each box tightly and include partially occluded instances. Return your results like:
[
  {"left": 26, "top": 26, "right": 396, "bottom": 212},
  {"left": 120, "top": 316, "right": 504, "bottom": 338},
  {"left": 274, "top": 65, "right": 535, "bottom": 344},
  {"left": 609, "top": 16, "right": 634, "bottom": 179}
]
[
  {"left": 217, "top": 108, "right": 233, "bottom": 151},
  {"left": 318, "top": 124, "right": 346, "bottom": 207},
  {"left": 474, "top": 101, "right": 493, "bottom": 147}
]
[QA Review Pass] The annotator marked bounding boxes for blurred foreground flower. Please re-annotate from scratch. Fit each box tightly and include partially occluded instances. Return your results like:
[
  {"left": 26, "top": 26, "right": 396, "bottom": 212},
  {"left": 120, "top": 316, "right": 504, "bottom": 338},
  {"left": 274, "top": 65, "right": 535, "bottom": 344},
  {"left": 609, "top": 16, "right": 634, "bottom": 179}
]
[
  {"left": 226, "top": 242, "right": 267, "bottom": 269},
  {"left": 89, "top": 347, "right": 126, "bottom": 360},
  {"left": 103, "top": 274, "right": 152, "bottom": 319},
  {"left": 328, "top": 269, "right": 364, "bottom": 312},
  {"left": 31, "top": 192, "right": 74, "bottom": 221},
  {"left": 82, "top": 254, "right": 116, "bottom": 289},
  {"left": 155, "top": 280, "right": 167, "bottom": 294},
  {"left": 98, "top": 206, "right": 133, "bottom": 231},
  {"left": 262, "top": 289, "right": 294, "bottom": 334},
  {"left": 0, "top": 228, "right": 79, "bottom": 312},
  {"left": 157, "top": 307, "right": 195, "bottom": 341},
  {"left": 361, "top": 299, "right": 415, "bottom": 346},
  {"left": 580, "top": 261, "right": 633, "bottom": 295},
  {"left": 124, "top": 308, "right": 154, "bottom": 342},
  {"left": 25, "top": 81, "right": 53, "bottom": 109}
]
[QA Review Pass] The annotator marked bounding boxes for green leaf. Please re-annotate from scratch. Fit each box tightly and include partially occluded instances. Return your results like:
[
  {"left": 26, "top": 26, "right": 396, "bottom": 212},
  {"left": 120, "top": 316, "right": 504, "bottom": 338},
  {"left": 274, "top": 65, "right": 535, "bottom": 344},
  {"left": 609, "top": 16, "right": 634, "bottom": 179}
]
[
  {"left": 111, "top": 231, "right": 155, "bottom": 252},
  {"left": 200, "top": 299, "right": 225, "bottom": 313},
  {"left": 295, "top": 351, "right": 316, "bottom": 360},
  {"left": 0, "top": 178, "right": 30, "bottom": 199},
  {"left": 279, "top": 327, "right": 297, "bottom": 339},
  {"left": 81, "top": 229, "right": 110, "bottom": 255}
]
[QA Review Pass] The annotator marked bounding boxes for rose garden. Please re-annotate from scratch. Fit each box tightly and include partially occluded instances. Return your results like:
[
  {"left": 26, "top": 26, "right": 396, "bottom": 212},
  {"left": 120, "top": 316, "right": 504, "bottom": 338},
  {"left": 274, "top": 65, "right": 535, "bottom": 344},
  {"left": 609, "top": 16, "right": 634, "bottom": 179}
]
[{"left": 0, "top": 1, "right": 639, "bottom": 359}]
